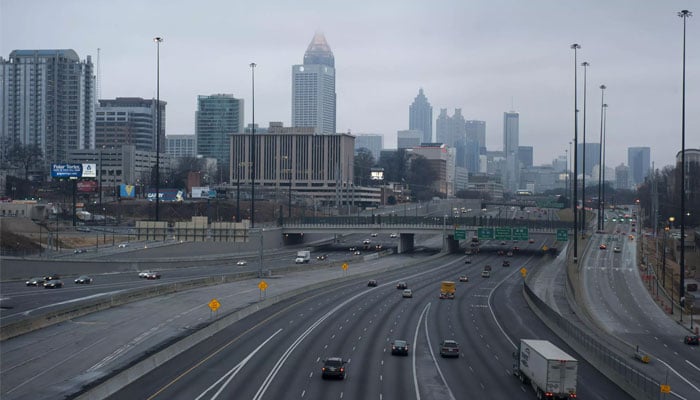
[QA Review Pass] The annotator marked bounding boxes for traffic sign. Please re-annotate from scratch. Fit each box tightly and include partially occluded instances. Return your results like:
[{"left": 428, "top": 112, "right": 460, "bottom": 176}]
[
  {"left": 660, "top": 384, "right": 671, "bottom": 393},
  {"left": 520, "top": 267, "right": 527, "bottom": 277},
  {"left": 477, "top": 227, "right": 494, "bottom": 240},
  {"left": 208, "top": 299, "right": 220, "bottom": 312},
  {"left": 258, "top": 280, "right": 268, "bottom": 291},
  {"left": 495, "top": 227, "right": 512, "bottom": 241},
  {"left": 556, "top": 228, "right": 568, "bottom": 242},
  {"left": 512, "top": 227, "right": 529, "bottom": 241},
  {"left": 342, "top": 263, "right": 348, "bottom": 271},
  {"left": 453, "top": 229, "right": 466, "bottom": 240}
]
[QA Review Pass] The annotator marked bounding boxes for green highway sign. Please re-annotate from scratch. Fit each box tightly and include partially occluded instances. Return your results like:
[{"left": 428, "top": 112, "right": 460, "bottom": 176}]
[
  {"left": 512, "top": 227, "right": 529, "bottom": 241},
  {"left": 477, "top": 227, "right": 494, "bottom": 240},
  {"left": 557, "top": 228, "right": 568, "bottom": 242},
  {"left": 454, "top": 229, "right": 466, "bottom": 240},
  {"left": 495, "top": 227, "right": 512, "bottom": 241}
]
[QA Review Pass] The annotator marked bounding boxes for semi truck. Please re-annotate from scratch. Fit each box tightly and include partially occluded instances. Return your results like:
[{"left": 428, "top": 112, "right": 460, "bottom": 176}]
[
  {"left": 513, "top": 339, "right": 578, "bottom": 399},
  {"left": 439, "top": 281, "right": 456, "bottom": 299},
  {"left": 295, "top": 250, "right": 311, "bottom": 264}
]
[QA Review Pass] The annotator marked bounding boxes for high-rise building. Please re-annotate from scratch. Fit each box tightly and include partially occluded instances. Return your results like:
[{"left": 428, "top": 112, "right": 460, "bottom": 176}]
[
  {"left": 355, "top": 134, "right": 383, "bottom": 162},
  {"left": 615, "top": 163, "right": 630, "bottom": 190},
  {"left": 397, "top": 130, "right": 422, "bottom": 149},
  {"left": 576, "top": 142, "right": 601, "bottom": 177},
  {"left": 1, "top": 49, "right": 95, "bottom": 168},
  {"left": 292, "top": 33, "right": 336, "bottom": 135},
  {"left": 166, "top": 135, "right": 197, "bottom": 158},
  {"left": 518, "top": 146, "right": 533, "bottom": 168},
  {"left": 628, "top": 146, "right": 650, "bottom": 186},
  {"left": 465, "top": 120, "right": 486, "bottom": 153},
  {"left": 195, "top": 94, "right": 244, "bottom": 172},
  {"left": 409, "top": 88, "right": 433, "bottom": 143},
  {"left": 503, "top": 111, "right": 519, "bottom": 192},
  {"left": 436, "top": 108, "right": 466, "bottom": 148},
  {"left": 96, "top": 97, "right": 166, "bottom": 152}
]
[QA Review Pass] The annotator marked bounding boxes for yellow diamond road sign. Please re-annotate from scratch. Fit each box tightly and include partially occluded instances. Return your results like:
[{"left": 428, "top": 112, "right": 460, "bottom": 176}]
[
  {"left": 660, "top": 384, "right": 671, "bottom": 393},
  {"left": 208, "top": 299, "right": 220, "bottom": 311},
  {"left": 342, "top": 263, "right": 349, "bottom": 271},
  {"left": 520, "top": 267, "right": 527, "bottom": 277},
  {"left": 258, "top": 280, "right": 268, "bottom": 291}
]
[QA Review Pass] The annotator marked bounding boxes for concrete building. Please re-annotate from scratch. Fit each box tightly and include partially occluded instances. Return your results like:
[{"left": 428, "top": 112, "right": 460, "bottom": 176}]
[
  {"left": 1, "top": 49, "right": 95, "bottom": 168},
  {"left": 397, "top": 130, "right": 422, "bottom": 149},
  {"left": 628, "top": 146, "right": 651, "bottom": 187},
  {"left": 615, "top": 163, "right": 630, "bottom": 190},
  {"left": 354, "top": 134, "right": 383, "bottom": 162},
  {"left": 292, "top": 33, "right": 336, "bottom": 135},
  {"left": 195, "top": 94, "right": 244, "bottom": 170},
  {"left": 465, "top": 120, "right": 486, "bottom": 153},
  {"left": 409, "top": 88, "right": 433, "bottom": 143},
  {"left": 518, "top": 146, "right": 533, "bottom": 168},
  {"left": 96, "top": 97, "right": 166, "bottom": 152},
  {"left": 408, "top": 143, "right": 455, "bottom": 198},
  {"left": 166, "top": 135, "right": 197, "bottom": 158},
  {"left": 503, "top": 111, "right": 519, "bottom": 193}
]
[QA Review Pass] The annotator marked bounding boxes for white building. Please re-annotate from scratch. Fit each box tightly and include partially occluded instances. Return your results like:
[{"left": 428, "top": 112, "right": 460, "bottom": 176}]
[{"left": 292, "top": 33, "right": 336, "bottom": 135}]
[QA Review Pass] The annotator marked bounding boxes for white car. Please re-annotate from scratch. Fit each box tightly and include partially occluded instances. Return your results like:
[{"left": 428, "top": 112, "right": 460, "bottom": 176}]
[
  {"left": 118, "top": 242, "right": 129, "bottom": 248},
  {"left": 370, "top": 233, "right": 378, "bottom": 237},
  {"left": 138, "top": 270, "right": 153, "bottom": 278},
  {"left": 390, "top": 233, "right": 398, "bottom": 238},
  {"left": 402, "top": 289, "right": 413, "bottom": 298},
  {"left": 236, "top": 260, "right": 247, "bottom": 266},
  {"left": 363, "top": 239, "right": 371, "bottom": 245}
]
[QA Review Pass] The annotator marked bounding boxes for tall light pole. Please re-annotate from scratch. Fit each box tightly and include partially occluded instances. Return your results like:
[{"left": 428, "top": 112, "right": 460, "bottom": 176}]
[
  {"left": 571, "top": 43, "right": 581, "bottom": 263},
  {"left": 153, "top": 36, "right": 163, "bottom": 221},
  {"left": 601, "top": 103, "right": 608, "bottom": 228},
  {"left": 678, "top": 9, "right": 692, "bottom": 320},
  {"left": 250, "top": 62, "right": 256, "bottom": 228},
  {"left": 598, "top": 85, "right": 606, "bottom": 231},
  {"left": 581, "top": 61, "right": 589, "bottom": 238}
]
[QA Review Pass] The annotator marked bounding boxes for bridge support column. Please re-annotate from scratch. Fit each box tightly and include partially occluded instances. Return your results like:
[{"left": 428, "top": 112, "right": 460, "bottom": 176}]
[
  {"left": 445, "top": 235, "right": 460, "bottom": 253},
  {"left": 398, "top": 233, "right": 414, "bottom": 254}
]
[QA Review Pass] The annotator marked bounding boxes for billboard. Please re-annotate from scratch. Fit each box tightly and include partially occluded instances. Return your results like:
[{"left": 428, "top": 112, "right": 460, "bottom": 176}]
[
  {"left": 146, "top": 188, "right": 184, "bottom": 202},
  {"left": 191, "top": 186, "right": 211, "bottom": 199},
  {"left": 120, "top": 184, "right": 136, "bottom": 198},
  {"left": 77, "top": 180, "right": 98, "bottom": 193},
  {"left": 51, "top": 163, "right": 97, "bottom": 178}
]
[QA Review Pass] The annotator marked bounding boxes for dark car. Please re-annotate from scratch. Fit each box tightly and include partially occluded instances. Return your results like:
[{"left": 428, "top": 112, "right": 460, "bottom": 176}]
[
  {"left": 73, "top": 248, "right": 87, "bottom": 254},
  {"left": 439, "top": 339, "right": 460, "bottom": 357},
  {"left": 391, "top": 339, "right": 409, "bottom": 356},
  {"left": 43, "top": 279, "right": 64, "bottom": 289},
  {"left": 74, "top": 275, "right": 93, "bottom": 284},
  {"left": 43, "top": 273, "right": 60, "bottom": 281},
  {"left": 684, "top": 335, "right": 699, "bottom": 345},
  {"left": 367, "top": 279, "right": 378, "bottom": 287},
  {"left": 502, "top": 260, "right": 511, "bottom": 267},
  {"left": 483, "top": 265, "right": 492, "bottom": 271},
  {"left": 464, "top": 258, "right": 472, "bottom": 264},
  {"left": 26, "top": 277, "right": 45, "bottom": 286},
  {"left": 321, "top": 357, "right": 347, "bottom": 379},
  {"left": 317, "top": 254, "right": 328, "bottom": 260},
  {"left": 396, "top": 281, "right": 408, "bottom": 290},
  {"left": 145, "top": 272, "right": 161, "bottom": 280}
]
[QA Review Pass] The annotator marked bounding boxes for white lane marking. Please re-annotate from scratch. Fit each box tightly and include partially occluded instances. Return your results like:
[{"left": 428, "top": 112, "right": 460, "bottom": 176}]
[
  {"left": 421, "top": 303, "right": 457, "bottom": 400},
  {"left": 196, "top": 329, "right": 282, "bottom": 400},
  {"left": 654, "top": 357, "right": 700, "bottom": 394},
  {"left": 686, "top": 359, "right": 700, "bottom": 372},
  {"left": 412, "top": 303, "right": 430, "bottom": 400}
]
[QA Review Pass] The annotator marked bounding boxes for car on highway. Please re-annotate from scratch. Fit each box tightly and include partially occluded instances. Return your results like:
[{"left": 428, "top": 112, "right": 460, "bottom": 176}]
[
  {"left": 684, "top": 335, "right": 699, "bottom": 345},
  {"left": 502, "top": 260, "right": 511, "bottom": 267},
  {"left": 459, "top": 275, "right": 469, "bottom": 282},
  {"left": 138, "top": 271, "right": 154, "bottom": 278},
  {"left": 349, "top": 247, "right": 356, "bottom": 251},
  {"left": 484, "top": 264, "right": 492, "bottom": 271},
  {"left": 321, "top": 357, "right": 347, "bottom": 379},
  {"left": 76, "top": 227, "right": 91, "bottom": 232},
  {"left": 390, "top": 233, "right": 398, "bottom": 238},
  {"left": 481, "top": 270, "right": 491, "bottom": 278},
  {"left": 507, "top": 251, "right": 514, "bottom": 256},
  {"left": 613, "top": 246, "right": 621, "bottom": 253},
  {"left": 236, "top": 260, "right": 247, "bottom": 266},
  {"left": 73, "top": 248, "right": 88, "bottom": 254},
  {"left": 396, "top": 281, "right": 408, "bottom": 289},
  {"left": 26, "top": 277, "right": 44, "bottom": 286},
  {"left": 375, "top": 244, "right": 383, "bottom": 250},
  {"left": 316, "top": 254, "right": 328, "bottom": 260},
  {"left": 43, "top": 273, "right": 60, "bottom": 281},
  {"left": 370, "top": 233, "right": 378, "bottom": 237},
  {"left": 465, "top": 249, "right": 473, "bottom": 255},
  {"left": 353, "top": 250, "right": 361, "bottom": 255},
  {"left": 367, "top": 279, "right": 378, "bottom": 287},
  {"left": 402, "top": 289, "right": 413, "bottom": 298},
  {"left": 529, "top": 238, "right": 535, "bottom": 243},
  {"left": 439, "top": 339, "right": 460, "bottom": 357},
  {"left": 600, "top": 244, "right": 607, "bottom": 250},
  {"left": 43, "top": 279, "right": 64, "bottom": 289},
  {"left": 145, "top": 272, "right": 161, "bottom": 280},
  {"left": 391, "top": 339, "right": 409, "bottom": 356},
  {"left": 118, "top": 242, "right": 129, "bottom": 248},
  {"left": 363, "top": 239, "right": 371, "bottom": 245},
  {"left": 74, "top": 275, "right": 93, "bottom": 284},
  {"left": 464, "top": 258, "right": 472, "bottom": 264}
]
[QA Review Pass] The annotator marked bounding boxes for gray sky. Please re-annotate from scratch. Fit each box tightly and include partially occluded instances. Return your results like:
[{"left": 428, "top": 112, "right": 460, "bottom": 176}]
[{"left": 2, "top": 0, "right": 698, "bottom": 170}]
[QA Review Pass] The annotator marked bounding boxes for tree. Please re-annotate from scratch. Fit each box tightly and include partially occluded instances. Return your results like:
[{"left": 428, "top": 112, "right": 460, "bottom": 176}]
[
  {"left": 407, "top": 155, "right": 437, "bottom": 201},
  {"left": 354, "top": 148, "right": 375, "bottom": 186},
  {"left": 5, "top": 143, "right": 43, "bottom": 180},
  {"left": 378, "top": 148, "right": 409, "bottom": 183}
]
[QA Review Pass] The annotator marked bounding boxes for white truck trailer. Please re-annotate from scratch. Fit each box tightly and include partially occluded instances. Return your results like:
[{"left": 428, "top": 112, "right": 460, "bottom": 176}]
[
  {"left": 295, "top": 250, "right": 311, "bottom": 264},
  {"left": 513, "top": 339, "right": 578, "bottom": 399}
]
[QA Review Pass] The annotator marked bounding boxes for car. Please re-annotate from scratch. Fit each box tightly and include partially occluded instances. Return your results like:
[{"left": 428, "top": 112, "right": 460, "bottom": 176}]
[
  {"left": 118, "top": 242, "right": 129, "bottom": 248},
  {"left": 613, "top": 246, "right": 621, "bottom": 253},
  {"left": 236, "top": 260, "right": 247, "bottom": 266},
  {"left": 502, "top": 260, "right": 511, "bottom": 267},
  {"left": 26, "top": 277, "right": 45, "bottom": 286},
  {"left": 353, "top": 250, "right": 361, "bottom": 255},
  {"left": 600, "top": 244, "right": 607, "bottom": 250},
  {"left": 76, "top": 227, "right": 91, "bottom": 232},
  {"left": 367, "top": 279, "right": 378, "bottom": 287},
  {"left": 484, "top": 264, "right": 492, "bottom": 271},
  {"left": 439, "top": 339, "right": 460, "bottom": 357},
  {"left": 391, "top": 339, "right": 409, "bottom": 356},
  {"left": 528, "top": 238, "right": 535, "bottom": 244},
  {"left": 481, "top": 270, "right": 491, "bottom": 278},
  {"left": 349, "top": 247, "right": 356, "bottom": 251},
  {"left": 43, "top": 273, "right": 60, "bottom": 281},
  {"left": 464, "top": 258, "right": 472, "bottom": 264},
  {"left": 375, "top": 244, "right": 383, "bottom": 250},
  {"left": 684, "top": 335, "right": 699, "bottom": 345},
  {"left": 396, "top": 281, "right": 408, "bottom": 290},
  {"left": 370, "top": 233, "right": 378, "bottom": 237},
  {"left": 43, "top": 279, "right": 64, "bottom": 289},
  {"left": 73, "top": 248, "right": 87, "bottom": 254},
  {"left": 506, "top": 251, "right": 514, "bottom": 257},
  {"left": 465, "top": 249, "right": 473, "bottom": 255},
  {"left": 138, "top": 270, "right": 153, "bottom": 278},
  {"left": 500, "top": 241, "right": 506, "bottom": 245},
  {"left": 629, "top": 235, "right": 635, "bottom": 241},
  {"left": 459, "top": 275, "right": 469, "bottom": 282},
  {"left": 497, "top": 250, "right": 505, "bottom": 256},
  {"left": 74, "top": 275, "right": 93, "bottom": 284},
  {"left": 145, "top": 272, "right": 161, "bottom": 280},
  {"left": 402, "top": 289, "right": 413, "bottom": 298},
  {"left": 363, "top": 239, "right": 371, "bottom": 245},
  {"left": 316, "top": 254, "right": 328, "bottom": 260},
  {"left": 390, "top": 233, "right": 398, "bottom": 238},
  {"left": 631, "top": 227, "right": 636, "bottom": 232},
  {"left": 321, "top": 357, "right": 347, "bottom": 379}
]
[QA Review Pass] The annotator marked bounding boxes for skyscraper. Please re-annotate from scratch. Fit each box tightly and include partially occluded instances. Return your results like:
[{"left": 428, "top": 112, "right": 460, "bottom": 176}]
[
  {"left": 518, "top": 146, "right": 533, "bottom": 168},
  {"left": 465, "top": 120, "right": 486, "bottom": 153},
  {"left": 409, "top": 88, "right": 433, "bottom": 143},
  {"left": 503, "top": 111, "right": 519, "bottom": 192},
  {"left": 97, "top": 97, "right": 166, "bottom": 152},
  {"left": 628, "top": 147, "right": 650, "bottom": 187},
  {"left": 195, "top": 94, "right": 244, "bottom": 173},
  {"left": 292, "top": 33, "right": 336, "bottom": 135},
  {"left": 436, "top": 108, "right": 466, "bottom": 148},
  {"left": 576, "top": 143, "right": 601, "bottom": 176},
  {"left": 355, "top": 134, "right": 383, "bottom": 162},
  {"left": 1, "top": 49, "right": 95, "bottom": 167}
]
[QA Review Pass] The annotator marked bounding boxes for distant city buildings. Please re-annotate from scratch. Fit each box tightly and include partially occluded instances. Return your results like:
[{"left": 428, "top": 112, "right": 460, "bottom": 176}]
[
  {"left": 577, "top": 143, "right": 601, "bottom": 177},
  {"left": 409, "top": 89, "right": 433, "bottom": 143},
  {"left": 502, "top": 111, "right": 519, "bottom": 192},
  {"left": 408, "top": 143, "right": 455, "bottom": 198},
  {"left": 436, "top": 108, "right": 465, "bottom": 148},
  {"left": 355, "top": 134, "right": 383, "bottom": 161},
  {"left": 628, "top": 146, "right": 650, "bottom": 187},
  {"left": 615, "top": 163, "right": 630, "bottom": 190},
  {"left": 518, "top": 146, "right": 533, "bottom": 169},
  {"left": 1, "top": 49, "right": 95, "bottom": 167},
  {"left": 465, "top": 120, "right": 486, "bottom": 153},
  {"left": 397, "top": 130, "right": 422, "bottom": 149},
  {"left": 96, "top": 97, "right": 166, "bottom": 152},
  {"left": 292, "top": 33, "right": 336, "bottom": 135},
  {"left": 195, "top": 94, "right": 244, "bottom": 174},
  {"left": 166, "top": 135, "right": 196, "bottom": 158}
]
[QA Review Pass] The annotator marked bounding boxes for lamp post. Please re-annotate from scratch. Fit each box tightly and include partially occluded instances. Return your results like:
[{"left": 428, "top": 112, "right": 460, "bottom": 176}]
[
  {"left": 571, "top": 43, "right": 581, "bottom": 263},
  {"left": 153, "top": 36, "right": 163, "bottom": 221},
  {"left": 678, "top": 9, "right": 692, "bottom": 324},
  {"left": 249, "top": 62, "right": 256, "bottom": 228},
  {"left": 581, "top": 61, "right": 589, "bottom": 238},
  {"left": 597, "top": 85, "right": 606, "bottom": 230},
  {"left": 601, "top": 103, "right": 608, "bottom": 230}
]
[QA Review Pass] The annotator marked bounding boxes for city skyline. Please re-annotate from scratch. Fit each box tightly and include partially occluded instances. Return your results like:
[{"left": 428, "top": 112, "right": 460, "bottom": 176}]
[{"left": 2, "top": 0, "right": 697, "bottom": 169}]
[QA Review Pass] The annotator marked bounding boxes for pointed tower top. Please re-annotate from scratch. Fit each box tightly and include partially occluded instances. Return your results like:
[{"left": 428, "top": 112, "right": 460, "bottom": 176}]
[{"left": 304, "top": 32, "right": 334, "bottom": 67}]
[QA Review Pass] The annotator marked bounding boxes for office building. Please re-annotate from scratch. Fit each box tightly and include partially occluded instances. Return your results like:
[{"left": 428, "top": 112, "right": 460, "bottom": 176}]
[
  {"left": 355, "top": 134, "right": 383, "bottom": 162},
  {"left": 576, "top": 142, "right": 601, "bottom": 177},
  {"left": 292, "top": 33, "right": 336, "bottom": 135},
  {"left": 503, "top": 111, "right": 519, "bottom": 192},
  {"left": 397, "top": 130, "right": 422, "bottom": 149},
  {"left": 518, "top": 146, "right": 533, "bottom": 168},
  {"left": 465, "top": 120, "right": 486, "bottom": 153},
  {"left": 628, "top": 147, "right": 651, "bottom": 187},
  {"left": 195, "top": 94, "right": 244, "bottom": 171},
  {"left": 96, "top": 97, "right": 166, "bottom": 152},
  {"left": 408, "top": 143, "right": 456, "bottom": 197},
  {"left": 615, "top": 163, "right": 630, "bottom": 190},
  {"left": 409, "top": 88, "right": 433, "bottom": 143},
  {"left": 436, "top": 108, "right": 466, "bottom": 148},
  {"left": 1, "top": 49, "right": 95, "bottom": 168},
  {"left": 166, "top": 135, "right": 197, "bottom": 158}
]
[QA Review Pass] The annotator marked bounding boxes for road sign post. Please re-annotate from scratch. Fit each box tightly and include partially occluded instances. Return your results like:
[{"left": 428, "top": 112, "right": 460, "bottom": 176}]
[
  {"left": 477, "top": 227, "right": 494, "bottom": 240},
  {"left": 258, "top": 280, "right": 268, "bottom": 300},
  {"left": 208, "top": 298, "right": 220, "bottom": 319},
  {"left": 453, "top": 229, "right": 466, "bottom": 240},
  {"left": 512, "top": 227, "right": 529, "bottom": 241},
  {"left": 556, "top": 228, "right": 569, "bottom": 242}
]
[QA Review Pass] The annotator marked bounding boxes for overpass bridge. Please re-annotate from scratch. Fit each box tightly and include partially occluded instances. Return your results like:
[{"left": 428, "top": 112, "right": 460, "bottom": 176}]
[{"left": 281, "top": 215, "right": 569, "bottom": 254}]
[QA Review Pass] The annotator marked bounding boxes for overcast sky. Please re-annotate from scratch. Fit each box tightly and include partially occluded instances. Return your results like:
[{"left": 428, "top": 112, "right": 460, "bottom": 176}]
[{"left": 2, "top": 0, "right": 698, "bottom": 170}]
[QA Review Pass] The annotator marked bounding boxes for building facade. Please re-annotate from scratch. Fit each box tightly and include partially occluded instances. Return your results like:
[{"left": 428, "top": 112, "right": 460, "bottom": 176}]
[
  {"left": 195, "top": 94, "right": 244, "bottom": 170},
  {"left": 1, "top": 49, "right": 95, "bottom": 168},
  {"left": 615, "top": 163, "right": 630, "bottom": 190},
  {"left": 397, "top": 130, "right": 422, "bottom": 149},
  {"left": 409, "top": 88, "right": 433, "bottom": 143},
  {"left": 355, "top": 134, "right": 383, "bottom": 162},
  {"left": 577, "top": 142, "right": 602, "bottom": 177},
  {"left": 518, "top": 146, "right": 533, "bottom": 169},
  {"left": 628, "top": 146, "right": 651, "bottom": 187},
  {"left": 465, "top": 120, "right": 486, "bottom": 153},
  {"left": 166, "top": 134, "right": 197, "bottom": 158},
  {"left": 292, "top": 33, "right": 336, "bottom": 135},
  {"left": 503, "top": 111, "right": 519, "bottom": 192},
  {"left": 96, "top": 97, "right": 166, "bottom": 152},
  {"left": 408, "top": 143, "right": 455, "bottom": 198}
]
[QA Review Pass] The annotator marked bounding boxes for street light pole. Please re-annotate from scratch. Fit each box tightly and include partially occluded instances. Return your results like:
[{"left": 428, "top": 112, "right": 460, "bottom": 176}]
[
  {"left": 153, "top": 36, "right": 163, "bottom": 222},
  {"left": 571, "top": 43, "right": 581, "bottom": 263},
  {"left": 249, "top": 62, "right": 256, "bottom": 228},
  {"left": 601, "top": 103, "right": 608, "bottom": 230},
  {"left": 598, "top": 85, "right": 606, "bottom": 231},
  {"left": 678, "top": 9, "right": 691, "bottom": 324},
  {"left": 581, "top": 61, "right": 589, "bottom": 238}
]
